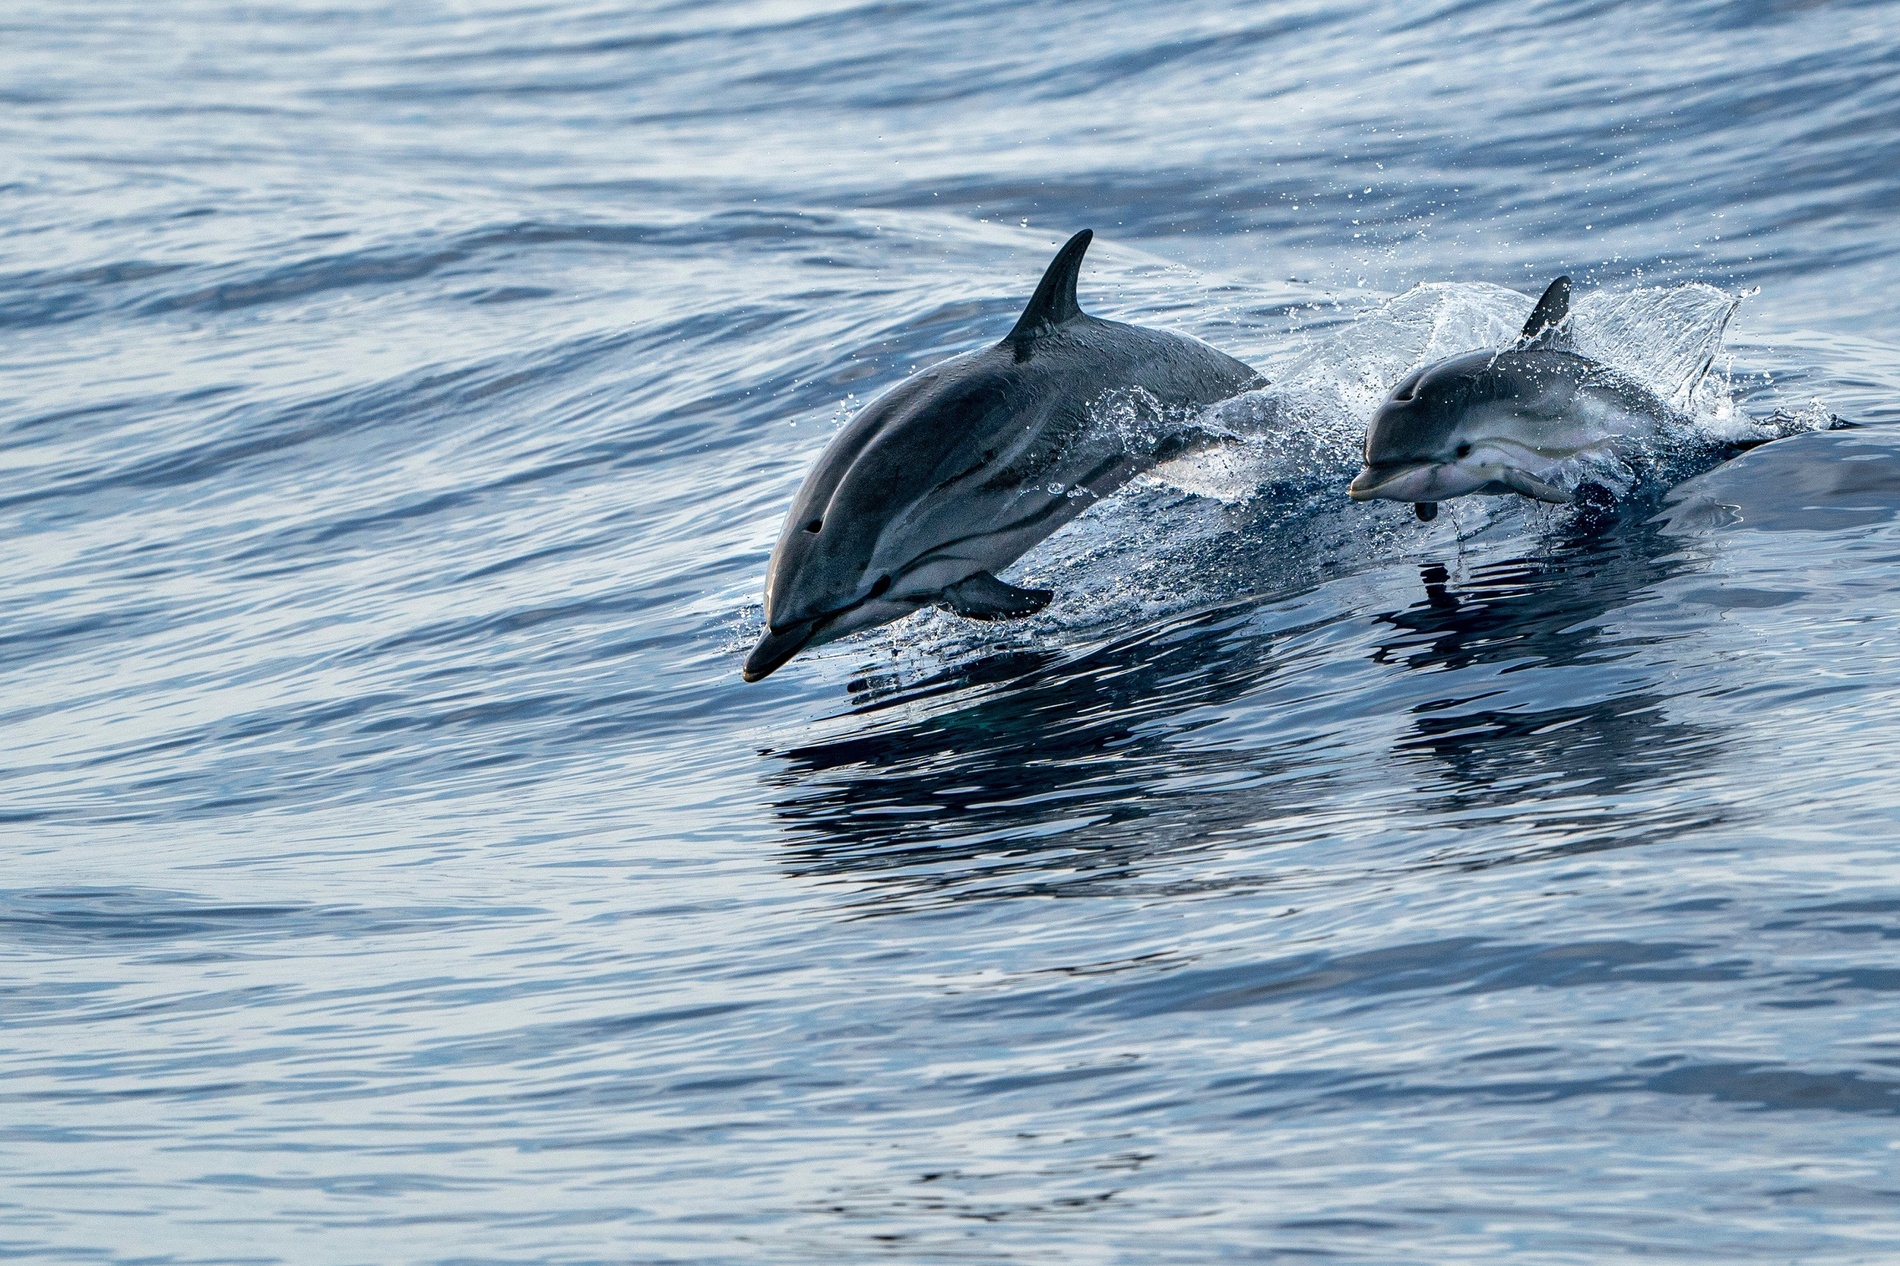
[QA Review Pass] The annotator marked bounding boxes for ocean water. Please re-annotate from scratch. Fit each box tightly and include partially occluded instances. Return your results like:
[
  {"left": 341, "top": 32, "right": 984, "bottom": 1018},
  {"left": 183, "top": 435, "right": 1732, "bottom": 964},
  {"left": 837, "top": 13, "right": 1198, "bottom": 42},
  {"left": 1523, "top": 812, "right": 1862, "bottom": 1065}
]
[{"left": 5, "top": 1, "right": 1900, "bottom": 1261}]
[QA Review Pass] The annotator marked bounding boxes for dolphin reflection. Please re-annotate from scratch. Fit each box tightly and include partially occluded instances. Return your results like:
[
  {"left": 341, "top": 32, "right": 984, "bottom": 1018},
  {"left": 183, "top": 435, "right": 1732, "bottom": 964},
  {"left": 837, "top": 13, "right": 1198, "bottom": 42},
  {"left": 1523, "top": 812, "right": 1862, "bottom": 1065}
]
[
  {"left": 767, "top": 507, "right": 1733, "bottom": 908},
  {"left": 1372, "top": 513, "right": 1730, "bottom": 860}
]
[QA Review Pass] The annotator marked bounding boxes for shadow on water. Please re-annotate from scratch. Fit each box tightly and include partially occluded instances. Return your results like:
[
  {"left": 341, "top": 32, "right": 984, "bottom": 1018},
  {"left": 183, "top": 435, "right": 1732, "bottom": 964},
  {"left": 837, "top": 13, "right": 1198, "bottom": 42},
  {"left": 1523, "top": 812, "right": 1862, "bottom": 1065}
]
[
  {"left": 769, "top": 503, "right": 1733, "bottom": 908},
  {"left": 768, "top": 596, "right": 1337, "bottom": 906},
  {"left": 1377, "top": 508, "right": 1733, "bottom": 867}
]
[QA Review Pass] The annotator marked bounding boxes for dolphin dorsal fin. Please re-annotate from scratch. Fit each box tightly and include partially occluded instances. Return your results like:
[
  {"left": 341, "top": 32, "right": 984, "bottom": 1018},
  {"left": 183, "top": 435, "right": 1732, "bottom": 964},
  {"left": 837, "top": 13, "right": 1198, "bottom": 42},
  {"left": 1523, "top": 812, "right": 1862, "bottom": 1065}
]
[
  {"left": 1004, "top": 229, "right": 1093, "bottom": 345},
  {"left": 1517, "top": 275, "right": 1572, "bottom": 349}
]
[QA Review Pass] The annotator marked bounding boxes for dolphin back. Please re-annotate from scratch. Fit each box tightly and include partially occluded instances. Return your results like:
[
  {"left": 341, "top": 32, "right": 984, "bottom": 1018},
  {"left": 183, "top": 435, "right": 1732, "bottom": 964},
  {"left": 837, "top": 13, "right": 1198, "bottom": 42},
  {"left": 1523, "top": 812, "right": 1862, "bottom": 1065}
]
[{"left": 747, "top": 231, "right": 1261, "bottom": 681}]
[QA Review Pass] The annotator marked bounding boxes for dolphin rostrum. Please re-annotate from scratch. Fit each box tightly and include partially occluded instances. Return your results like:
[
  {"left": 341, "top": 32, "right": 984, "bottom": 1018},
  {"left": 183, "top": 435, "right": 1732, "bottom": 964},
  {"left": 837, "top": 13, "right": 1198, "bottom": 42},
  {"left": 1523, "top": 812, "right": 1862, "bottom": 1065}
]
[
  {"left": 743, "top": 230, "right": 1262, "bottom": 682},
  {"left": 1348, "top": 276, "right": 1697, "bottom": 521}
]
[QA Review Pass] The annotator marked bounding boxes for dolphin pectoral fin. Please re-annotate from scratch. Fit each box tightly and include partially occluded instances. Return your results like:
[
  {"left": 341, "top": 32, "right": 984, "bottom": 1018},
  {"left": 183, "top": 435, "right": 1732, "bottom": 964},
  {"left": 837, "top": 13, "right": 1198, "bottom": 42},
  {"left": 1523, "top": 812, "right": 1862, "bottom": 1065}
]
[
  {"left": 938, "top": 572, "right": 1053, "bottom": 621},
  {"left": 1151, "top": 423, "right": 1239, "bottom": 464},
  {"left": 1499, "top": 468, "right": 1575, "bottom": 504}
]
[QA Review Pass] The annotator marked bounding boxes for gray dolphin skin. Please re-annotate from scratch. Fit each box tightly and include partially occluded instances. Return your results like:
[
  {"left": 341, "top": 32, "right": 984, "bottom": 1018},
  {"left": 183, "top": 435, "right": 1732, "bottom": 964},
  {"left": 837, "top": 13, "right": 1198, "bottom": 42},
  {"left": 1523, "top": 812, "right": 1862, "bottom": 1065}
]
[
  {"left": 743, "top": 230, "right": 1262, "bottom": 682},
  {"left": 1348, "top": 277, "right": 1690, "bottom": 521}
]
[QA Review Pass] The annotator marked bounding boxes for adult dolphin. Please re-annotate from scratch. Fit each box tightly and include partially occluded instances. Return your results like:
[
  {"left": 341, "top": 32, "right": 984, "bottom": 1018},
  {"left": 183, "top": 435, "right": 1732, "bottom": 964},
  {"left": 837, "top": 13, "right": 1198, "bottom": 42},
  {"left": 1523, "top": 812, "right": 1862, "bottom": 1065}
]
[
  {"left": 1348, "top": 276, "right": 1710, "bottom": 521},
  {"left": 743, "top": 230, "right": 1262, "bottom": 682}
]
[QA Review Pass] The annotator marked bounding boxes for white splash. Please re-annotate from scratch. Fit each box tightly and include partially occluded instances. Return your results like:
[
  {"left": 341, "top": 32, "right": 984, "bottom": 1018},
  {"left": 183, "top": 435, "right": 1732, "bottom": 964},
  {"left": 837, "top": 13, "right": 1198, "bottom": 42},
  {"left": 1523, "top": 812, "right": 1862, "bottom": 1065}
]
[{"left": 1147, "top": 278, "right": 1814, "bottom": 507}]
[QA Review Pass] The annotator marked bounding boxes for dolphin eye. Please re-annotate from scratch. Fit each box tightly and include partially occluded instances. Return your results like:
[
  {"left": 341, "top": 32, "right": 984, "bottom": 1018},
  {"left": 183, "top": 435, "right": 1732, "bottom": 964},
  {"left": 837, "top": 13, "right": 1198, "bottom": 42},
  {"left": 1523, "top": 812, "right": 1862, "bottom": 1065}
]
[
  {"left": 870, "top": 575, "right": 892, "bottom": 597},
  {"left": 804, "top": 518, "right": 823, "bottom": 533},
  {"left": 1454, "top": 443, "right": 1472, "bottom": 459}
]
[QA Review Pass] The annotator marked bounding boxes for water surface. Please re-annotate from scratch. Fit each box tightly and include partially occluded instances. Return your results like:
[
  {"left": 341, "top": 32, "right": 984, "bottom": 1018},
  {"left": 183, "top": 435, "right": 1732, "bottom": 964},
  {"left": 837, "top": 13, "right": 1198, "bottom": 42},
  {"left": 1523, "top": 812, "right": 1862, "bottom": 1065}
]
[{"left": 5, "top": 1, "right": 1900, "bottom": 1261}]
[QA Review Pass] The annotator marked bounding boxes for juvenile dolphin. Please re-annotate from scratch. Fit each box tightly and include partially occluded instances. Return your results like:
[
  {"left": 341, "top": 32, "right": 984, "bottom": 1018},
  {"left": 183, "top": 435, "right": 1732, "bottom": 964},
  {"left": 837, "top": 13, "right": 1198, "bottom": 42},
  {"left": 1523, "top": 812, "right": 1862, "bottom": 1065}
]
[
  {"left": 1348, "top": 277, "right": 1695, "bottom": 521},
  {"left": 744, "top": 230, "right": 1261, "bottom": 682}
]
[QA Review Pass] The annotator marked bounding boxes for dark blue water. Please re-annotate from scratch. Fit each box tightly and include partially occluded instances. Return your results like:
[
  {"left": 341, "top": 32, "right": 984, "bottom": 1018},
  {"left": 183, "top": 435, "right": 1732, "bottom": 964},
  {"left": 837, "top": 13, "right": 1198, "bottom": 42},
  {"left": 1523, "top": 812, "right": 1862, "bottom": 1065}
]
[{"left": 6, "top": 2, "right": 1900, "bottom": 1260}]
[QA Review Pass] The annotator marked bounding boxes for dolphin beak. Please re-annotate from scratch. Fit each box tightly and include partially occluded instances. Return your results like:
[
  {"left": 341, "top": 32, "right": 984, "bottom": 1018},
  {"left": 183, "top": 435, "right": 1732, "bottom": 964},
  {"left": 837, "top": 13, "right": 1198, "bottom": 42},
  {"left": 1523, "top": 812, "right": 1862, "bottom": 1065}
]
[
  {"left": 1348, "top": 462, "right": 1430, "bottom": 502},
  {"left": 742, "top": 620, "right": 818, "bottom": 683}
]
